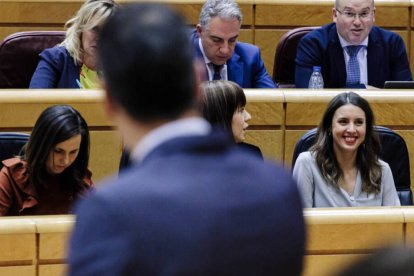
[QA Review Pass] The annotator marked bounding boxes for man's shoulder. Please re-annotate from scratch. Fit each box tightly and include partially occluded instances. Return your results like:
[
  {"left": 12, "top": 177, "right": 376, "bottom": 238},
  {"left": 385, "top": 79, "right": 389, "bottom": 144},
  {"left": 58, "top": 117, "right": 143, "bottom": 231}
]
[
  {"left": 98, "top": 146, "right": 291, "bottom": 196},
  {"left": 370, "top": 26, "right": 403, "bottom": 42},
  {"left": 235, "top": 40, "right": 259, "bottom": 54},
  {"left": 301, "top": 23, "right": 335, "bottom": 43}
]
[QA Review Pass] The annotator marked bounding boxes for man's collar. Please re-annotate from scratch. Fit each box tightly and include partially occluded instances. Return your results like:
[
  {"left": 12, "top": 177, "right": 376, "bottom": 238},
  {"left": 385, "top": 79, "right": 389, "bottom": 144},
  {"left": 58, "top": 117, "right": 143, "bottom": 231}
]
[
  {"left": 198, "top": 38, "right": 212, "bottom": 64},
  {"left": 337, "top": 31, "right": 369, "bottom": 48},
  {"left": 130, "top": 117, "right": 211, "bottom": 163}
]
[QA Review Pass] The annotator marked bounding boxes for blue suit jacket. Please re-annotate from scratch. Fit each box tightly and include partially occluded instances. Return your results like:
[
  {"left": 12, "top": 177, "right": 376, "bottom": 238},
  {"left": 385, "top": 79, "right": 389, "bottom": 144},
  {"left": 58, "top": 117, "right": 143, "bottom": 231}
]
[
  {"left": 295, "top": 23, "right": 412, "bottom": 88},
  {"left": 30, "top": 46, "right": 80, "bottom": 88},
  {"left": 191, "top": 30, "right": 276, "bottom": 88},
  {"left": 69, "top": 131, "right": 305, "bottom": 275}
]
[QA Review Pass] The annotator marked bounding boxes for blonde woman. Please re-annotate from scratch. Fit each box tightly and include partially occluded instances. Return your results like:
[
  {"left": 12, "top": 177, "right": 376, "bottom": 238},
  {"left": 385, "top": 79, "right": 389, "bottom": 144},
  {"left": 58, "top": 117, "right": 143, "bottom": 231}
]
[{"left": 30, "top": 0, "right": 118, "bottom": 88}]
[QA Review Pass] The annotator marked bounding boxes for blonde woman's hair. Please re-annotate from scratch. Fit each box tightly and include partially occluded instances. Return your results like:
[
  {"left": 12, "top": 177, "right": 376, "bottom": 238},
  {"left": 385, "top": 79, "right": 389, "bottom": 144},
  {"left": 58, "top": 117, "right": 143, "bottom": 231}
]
[{"left": 61, "top": 0, "right": 118, "bottom": 65}]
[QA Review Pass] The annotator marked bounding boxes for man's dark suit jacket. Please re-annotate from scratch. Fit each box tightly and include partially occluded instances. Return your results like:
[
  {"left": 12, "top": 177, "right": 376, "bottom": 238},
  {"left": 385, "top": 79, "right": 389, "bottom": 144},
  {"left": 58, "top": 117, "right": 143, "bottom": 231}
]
[
  {"left": 191, "top": 30, "right": 276, "bottom": 88},
  {"left": 69, "top": 131, "right": 305, "bottom": 275},
  {"left": 295, "top": 23, "right": 413, "bottom": 88}
]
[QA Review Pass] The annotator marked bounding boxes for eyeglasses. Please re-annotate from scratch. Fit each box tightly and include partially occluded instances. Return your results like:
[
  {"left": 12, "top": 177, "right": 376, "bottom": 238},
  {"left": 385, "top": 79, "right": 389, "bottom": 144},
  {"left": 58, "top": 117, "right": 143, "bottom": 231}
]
[{"left": 335, "top": 8, "right": 373, "bottom": 20}]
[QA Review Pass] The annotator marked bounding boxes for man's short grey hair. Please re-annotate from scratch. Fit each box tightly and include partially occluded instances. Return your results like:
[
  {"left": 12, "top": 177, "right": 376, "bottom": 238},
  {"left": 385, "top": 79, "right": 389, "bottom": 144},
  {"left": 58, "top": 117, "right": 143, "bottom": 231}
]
[
  {"left": 199, "top": 0, "right": 242, "bottom": 30},
  {"left": 334, "top": 0, "right": 374, "bottom": 9}
]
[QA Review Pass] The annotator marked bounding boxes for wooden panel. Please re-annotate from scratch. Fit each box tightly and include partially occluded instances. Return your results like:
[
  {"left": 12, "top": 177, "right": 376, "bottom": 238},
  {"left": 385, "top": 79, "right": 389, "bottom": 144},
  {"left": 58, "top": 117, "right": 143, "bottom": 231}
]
[
  {"left": 255, "top": 4, "right": 332, "bottom": 26},
  {"left": 286, "top": 102, "right": 326, "bottom": 126},
  {"left": 303, "top": 254, "right": 367, "bottom": 276},
  {"left": 306, "top": 223, "right": 403, "bottom": 253},
  {"left": 0, "top": 266, "right": 36, "bottom": 276},
  {"left": 285, "top": 130, "right": 311, "bottom": 167},
  {"left": 240, "top": 4, "right": 253, "bottom": 26},
  {"left": 403, "top": 207, "right": 414, "bottom": 245},
  {"left": 285, "top": 90, "right": 414, "bottom": 126},
  {"left": 39, "top": 233, "right": 68, "bottom": 260},
  {"left": 0, "top": 234, "right": 36, "bottom": 262},
  {"left": 172, "top": 3, "right": 203, "bottom": 25},
  {"left": 171, "top": 1, "right": 253, "bottom": 25},
  {"left": 89, "top": 130, "right": 122, "bottom": 182},
  {"left": 0, "top": 2, "right": 81, "bottom": 24},
  {"left": 246, "top": 100, "right": 283, "bottom": 125},
  {"left": 405, "top": 223, "right": 414, "bottom": 245},
  {"left": 255, "top": 29, "right": 287, "bottom": 78},
  {"left": 245, "top": 90, "right": 284, "bottom": 125},
  {"left": 245, "top": 130, "right": 283, "bottom": 161},
  {"left": 238, "top": 29, "right": 253, "bottom": 44},
  {"left": 35, "top": 216, "right": 73, "bottom": 267},
  {"left": 371, "top": 103, "right": 414, "bottom": 125},
  {"left": 39, "top": 264, "right": 66, "bottom": 276},
  {"left": 0, "top": 26, "right": 65, "bottom": 42},
  {"left": 374, "top": 7, "right": 409, "bottom": 27},
  {"left": 0, "top": 90, "right": 109, "bottom": 128}
]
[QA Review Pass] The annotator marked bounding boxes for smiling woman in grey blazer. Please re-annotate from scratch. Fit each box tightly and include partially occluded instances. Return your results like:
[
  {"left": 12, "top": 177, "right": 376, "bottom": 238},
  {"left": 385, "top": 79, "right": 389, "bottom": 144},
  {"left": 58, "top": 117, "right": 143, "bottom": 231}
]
[{"left": 293, "top": 92, "right": 400, "bottom": 208}]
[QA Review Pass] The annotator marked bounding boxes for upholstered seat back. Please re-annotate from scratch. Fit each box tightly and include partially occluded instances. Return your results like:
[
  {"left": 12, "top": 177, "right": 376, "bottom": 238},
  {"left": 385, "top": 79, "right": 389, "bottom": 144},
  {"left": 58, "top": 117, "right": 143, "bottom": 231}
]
[
  {"left": 292, "top": 126, "right": 413, "bottom": 205},
  {"left": 273, "top": 27, "right": 319, "bottom": 88},
  {"left": 0, "top": 31, "right": 65, "bottom": 88},
  {"left": 0, "top": 133, "right": 30, "bottom": 170}
]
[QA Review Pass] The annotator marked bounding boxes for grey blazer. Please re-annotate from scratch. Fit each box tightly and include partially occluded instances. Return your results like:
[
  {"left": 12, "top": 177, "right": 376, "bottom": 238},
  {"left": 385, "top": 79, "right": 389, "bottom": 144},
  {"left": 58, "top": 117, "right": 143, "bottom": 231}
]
[{"left": 293, "top": 151, "right": 401, "bottom": 208}]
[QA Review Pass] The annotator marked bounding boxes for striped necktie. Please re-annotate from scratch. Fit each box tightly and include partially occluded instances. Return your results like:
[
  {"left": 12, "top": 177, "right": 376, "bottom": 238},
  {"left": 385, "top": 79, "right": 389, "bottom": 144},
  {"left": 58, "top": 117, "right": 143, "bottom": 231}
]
[{"left": 345, "top": 45, "right": 363, "bottom": 87}]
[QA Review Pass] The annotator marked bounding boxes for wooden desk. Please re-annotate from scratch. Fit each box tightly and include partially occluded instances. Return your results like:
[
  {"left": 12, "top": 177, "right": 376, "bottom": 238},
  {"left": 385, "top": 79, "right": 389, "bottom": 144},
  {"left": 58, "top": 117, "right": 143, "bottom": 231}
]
[{"left": 0, "top": 207, "right": 411, "bottom": 276}]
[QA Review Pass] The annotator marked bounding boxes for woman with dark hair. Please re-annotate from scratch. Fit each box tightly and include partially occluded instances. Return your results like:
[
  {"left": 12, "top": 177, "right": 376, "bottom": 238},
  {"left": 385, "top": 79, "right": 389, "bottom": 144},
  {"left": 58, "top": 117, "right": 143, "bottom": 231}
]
[
  {"left": 200, "top": 80, "right": 262, "bottom": 159},
  {"left": 0, "top": 105, "right": 93, "bottom": 215},
  {"left": 293, "top": 92, "right": 400, "bottom": 207}
]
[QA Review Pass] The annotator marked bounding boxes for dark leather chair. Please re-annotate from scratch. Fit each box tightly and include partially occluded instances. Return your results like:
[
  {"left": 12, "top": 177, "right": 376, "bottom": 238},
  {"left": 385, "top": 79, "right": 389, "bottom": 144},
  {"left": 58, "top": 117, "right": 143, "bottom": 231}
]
[
  {"left": 291, "top": 126, "right": 413, "bottom": 205},
  {"left": 0, "top": 133, "right": 29, "bottom": 170},
  {"left": 273, "top": 27, "right": 319, "bottom": 88},
  {"left": 0, "top": 31, "right": 65, "bottom": 88}
]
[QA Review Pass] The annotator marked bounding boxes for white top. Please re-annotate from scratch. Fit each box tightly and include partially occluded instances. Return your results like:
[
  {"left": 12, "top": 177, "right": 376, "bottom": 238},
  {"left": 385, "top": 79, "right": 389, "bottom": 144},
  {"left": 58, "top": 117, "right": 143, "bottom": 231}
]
[
  {"left": 292, "top": 151, "right": 401, "bottom": 208},
  {"left": 338, "top": 33, "right": 368, "bottom": 85},
  {"left": 198, "top": 38, "right": 228, "bottom": 81}
]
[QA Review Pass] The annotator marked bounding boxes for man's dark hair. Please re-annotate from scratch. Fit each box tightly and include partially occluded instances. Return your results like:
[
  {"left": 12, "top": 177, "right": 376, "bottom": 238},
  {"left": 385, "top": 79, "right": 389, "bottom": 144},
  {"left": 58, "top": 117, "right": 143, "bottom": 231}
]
[{"left": 98, "top": 3, "right": 196, "bottom": 122}]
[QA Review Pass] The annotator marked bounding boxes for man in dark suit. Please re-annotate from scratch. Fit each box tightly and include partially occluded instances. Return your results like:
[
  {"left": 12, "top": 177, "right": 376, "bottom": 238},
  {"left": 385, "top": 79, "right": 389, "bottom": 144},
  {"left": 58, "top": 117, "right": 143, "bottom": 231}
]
[
  {"left": 68, "top": 3, "right": 305, "bottom": 276},
  {"left": 295, "top": 0, "right": 412, "bottom": 88},
  {"left": 191, "top": 0, "right": 276, "bottom": 88}
]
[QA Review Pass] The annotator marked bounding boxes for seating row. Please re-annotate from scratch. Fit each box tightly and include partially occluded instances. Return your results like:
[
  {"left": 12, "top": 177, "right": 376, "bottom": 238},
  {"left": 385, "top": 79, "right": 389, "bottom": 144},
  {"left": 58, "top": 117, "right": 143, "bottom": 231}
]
[
  {"left": 1, "top": 207, "right": 414, "bottom": 276},
  {"left": 0, "top": 89, "right": 413, "bottom": 189},
  {"left": 0, "top": 0, "right": 414, "bottom": 80}
]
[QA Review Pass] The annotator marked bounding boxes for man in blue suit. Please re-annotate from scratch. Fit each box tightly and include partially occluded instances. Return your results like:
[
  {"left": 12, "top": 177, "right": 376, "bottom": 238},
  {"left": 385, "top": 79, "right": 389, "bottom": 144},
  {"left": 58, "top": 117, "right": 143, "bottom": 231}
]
[
  {"left": 191, "top": 0, "right": 276, "bottom": 88},
  {"left": 295, "top": 0, "right": 412, "bottom": 88},
  {"left": 68, "top": 3, "right": 305, "bottom": 276}
]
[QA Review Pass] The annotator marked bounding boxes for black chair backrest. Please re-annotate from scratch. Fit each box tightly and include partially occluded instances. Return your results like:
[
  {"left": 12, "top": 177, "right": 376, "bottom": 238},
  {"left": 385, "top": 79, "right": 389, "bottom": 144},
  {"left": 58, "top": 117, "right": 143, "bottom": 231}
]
[
  {"left": 0, "top": 132, "right": 30, "bottom": 169},
  {"left": 0, "top": 31, "right": 66, "bottom": 88},
  {"left": 0, "top": 133, "right": 30, "bottom": 170},
  {"left": 273, "top": 26, "right": 320, "bottom": 88},
  {"left": 291, "top": 126, "right": 413, "bottom": 205}
]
